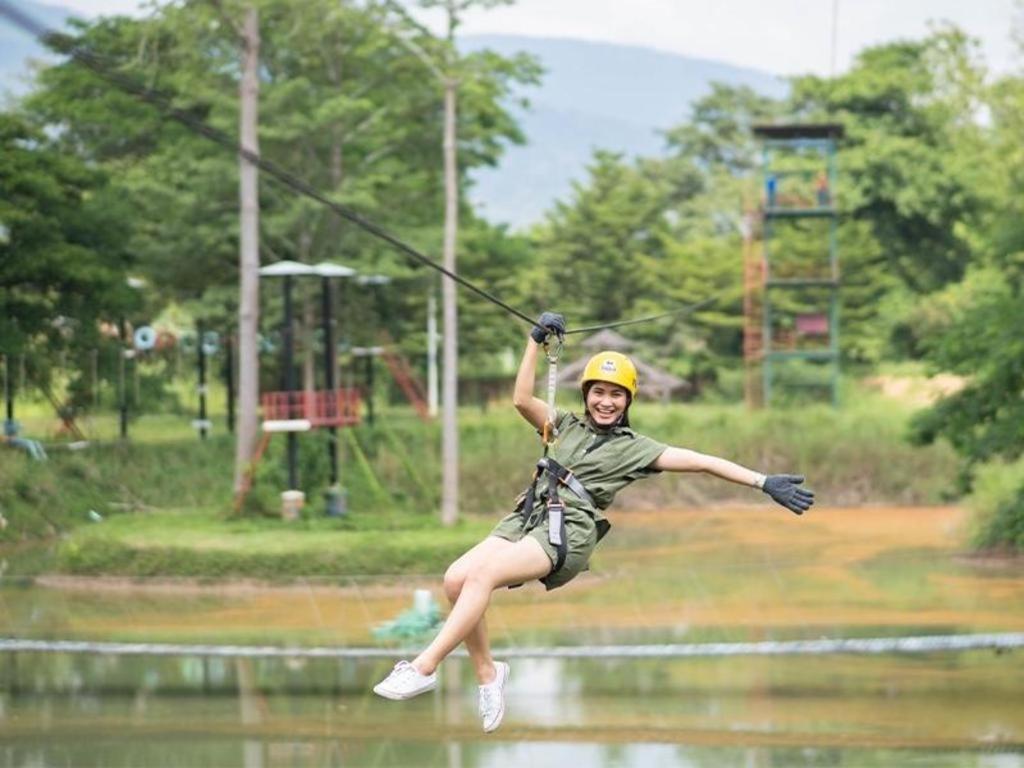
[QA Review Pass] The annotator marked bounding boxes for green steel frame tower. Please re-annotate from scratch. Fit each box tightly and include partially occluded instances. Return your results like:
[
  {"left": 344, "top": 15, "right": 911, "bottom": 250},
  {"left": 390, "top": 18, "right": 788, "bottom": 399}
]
[{"left": 752, "top": 123, "right": 844, "bottom": 407}]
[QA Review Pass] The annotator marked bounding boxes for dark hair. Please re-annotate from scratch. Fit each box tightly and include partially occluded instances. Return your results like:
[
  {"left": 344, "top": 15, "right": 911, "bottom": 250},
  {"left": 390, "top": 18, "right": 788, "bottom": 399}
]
[{"left": 582, "top": 381, "right": 632, "bottom": 428}]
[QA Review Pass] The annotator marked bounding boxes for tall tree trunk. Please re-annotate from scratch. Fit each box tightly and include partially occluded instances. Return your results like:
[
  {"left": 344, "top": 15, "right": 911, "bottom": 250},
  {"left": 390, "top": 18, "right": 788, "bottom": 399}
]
[
  {"left": 233, "top": 5, "right": 260, "bottom": 495},
  {"left": 440, "top": 77, "right": 459, "bottom": 526}
]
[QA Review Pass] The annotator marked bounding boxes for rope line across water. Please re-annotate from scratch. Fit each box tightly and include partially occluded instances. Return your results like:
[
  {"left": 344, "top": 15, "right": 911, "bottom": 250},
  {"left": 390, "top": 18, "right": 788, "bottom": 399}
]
[{"left": 2, "top": 633, "right": 1021, "bottom": 659}]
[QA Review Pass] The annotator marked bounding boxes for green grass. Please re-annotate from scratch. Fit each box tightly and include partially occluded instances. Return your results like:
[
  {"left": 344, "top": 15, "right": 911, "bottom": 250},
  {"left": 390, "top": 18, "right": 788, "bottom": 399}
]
[
  {"left": 0, "top": 375, "right": 963, "bottom": 577},
  {"left": 56, "top": 507, "right": 491, "bottom": 579}
]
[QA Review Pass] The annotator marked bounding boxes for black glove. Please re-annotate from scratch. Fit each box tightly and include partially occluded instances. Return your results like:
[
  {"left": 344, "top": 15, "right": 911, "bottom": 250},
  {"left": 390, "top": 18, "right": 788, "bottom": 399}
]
[
  {"left": 530, "top": 312, "right": 566, "bottom": 344},
  {"left": 762, "top": 474, "right": 815, "bottom": 515}
]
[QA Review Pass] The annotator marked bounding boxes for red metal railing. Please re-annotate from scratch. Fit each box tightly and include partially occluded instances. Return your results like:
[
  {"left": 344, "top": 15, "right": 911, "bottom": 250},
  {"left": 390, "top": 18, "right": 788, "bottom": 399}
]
[{"left": 260, "top": 388, "right": 362, "bottom": 427}]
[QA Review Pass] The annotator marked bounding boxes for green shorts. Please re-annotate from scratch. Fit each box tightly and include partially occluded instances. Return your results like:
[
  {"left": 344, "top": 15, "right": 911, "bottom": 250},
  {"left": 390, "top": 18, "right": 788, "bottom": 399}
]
[{"left": 490, "top": 505, "right": 602, "bottom": 590}]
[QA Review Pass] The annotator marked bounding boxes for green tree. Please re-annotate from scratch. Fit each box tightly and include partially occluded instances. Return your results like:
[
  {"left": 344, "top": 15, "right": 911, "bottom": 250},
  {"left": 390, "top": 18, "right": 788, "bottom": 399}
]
[
  {"left": 531, "top": 86, "right": 766, "bottom": 379},
  {"left": 25, "top": 1, "right": 535, "bottom": 320},
  {"left": 0, "top": 113, "right": 136, "bottom": 399},
  {"left": 663, "top": 82, "right": 782, "bottom": 176},
  {"left": 533, "top": 151, "right": 668, "bottom": 326},
  {"left": 790, "top": 28, "right": 990, "bottom": 359},
  {"left": 909, "top": 71, "right": 1024, "bottom": 549}
]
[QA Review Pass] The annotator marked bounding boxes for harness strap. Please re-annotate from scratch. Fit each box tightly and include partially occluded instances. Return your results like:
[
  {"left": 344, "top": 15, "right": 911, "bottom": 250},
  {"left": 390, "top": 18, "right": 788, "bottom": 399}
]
[
  {"left": 515, "top": 456, "right": 597, "bottom": 578},
  {"left": 536, "top": 456, "right": 594, "bottom": 507},
  {"left": 545, "top": 469, "right": 567, "bottom": 573}
]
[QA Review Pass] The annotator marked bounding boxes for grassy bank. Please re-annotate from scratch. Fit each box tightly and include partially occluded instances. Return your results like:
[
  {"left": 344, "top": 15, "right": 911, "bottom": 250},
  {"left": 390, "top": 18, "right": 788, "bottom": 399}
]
[
  {"left": 55, "top": 509, "right": 491, "bottom": 579},
  {"left": 0, "top": 384, "right": 960, "bottom": 578},
  {"left": 8, "top": 506, "right": 1024, "bottom": 649}
]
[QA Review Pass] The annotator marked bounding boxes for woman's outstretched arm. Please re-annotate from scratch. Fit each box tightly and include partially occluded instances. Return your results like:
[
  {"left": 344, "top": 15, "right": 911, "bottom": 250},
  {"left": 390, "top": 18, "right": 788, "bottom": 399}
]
[
  {"left": 651, "top": 447, "right": 766, "bottom": 487},
  {"left": 651, "top": 447, "right": 814, "bottom": 514}
]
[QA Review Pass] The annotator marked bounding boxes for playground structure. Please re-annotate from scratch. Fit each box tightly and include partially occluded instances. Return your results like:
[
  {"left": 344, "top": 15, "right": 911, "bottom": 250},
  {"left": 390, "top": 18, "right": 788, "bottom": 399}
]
[
  {"left": 231, "top": 261, "right": 432, "bottom": 516},
  {"left": 746, "top": 123, "right": 844, "bottom": 407},
  {"left": 0, "top": 266, "right": 429, "bottom": 516}
]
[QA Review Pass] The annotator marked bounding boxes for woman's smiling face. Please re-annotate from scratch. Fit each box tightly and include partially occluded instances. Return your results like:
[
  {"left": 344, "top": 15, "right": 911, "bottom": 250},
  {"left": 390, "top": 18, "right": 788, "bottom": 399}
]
[{"left": 585, "top": 381, "right": 630, "bottom": 426}]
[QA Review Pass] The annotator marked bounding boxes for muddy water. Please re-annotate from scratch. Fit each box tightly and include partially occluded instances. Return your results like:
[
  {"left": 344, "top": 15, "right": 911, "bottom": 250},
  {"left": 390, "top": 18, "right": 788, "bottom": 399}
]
[
  {"left": 2, "top": 506, "right": 1024, "bottom": 765},
  {"left": 2, "top": 650, "right": 1022, "bottom": 767}
]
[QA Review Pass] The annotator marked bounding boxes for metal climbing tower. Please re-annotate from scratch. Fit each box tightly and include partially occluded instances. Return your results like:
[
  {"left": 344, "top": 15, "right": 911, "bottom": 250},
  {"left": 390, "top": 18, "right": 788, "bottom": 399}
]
[{"left": 748, "top": 123, "right": 844, "bottom": 407}]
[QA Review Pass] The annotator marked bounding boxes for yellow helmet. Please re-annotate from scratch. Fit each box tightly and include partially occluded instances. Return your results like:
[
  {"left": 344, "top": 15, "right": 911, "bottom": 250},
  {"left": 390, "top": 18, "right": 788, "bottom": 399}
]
[{"left": 580, "top": 351, "right": 638, "bottom": 398}]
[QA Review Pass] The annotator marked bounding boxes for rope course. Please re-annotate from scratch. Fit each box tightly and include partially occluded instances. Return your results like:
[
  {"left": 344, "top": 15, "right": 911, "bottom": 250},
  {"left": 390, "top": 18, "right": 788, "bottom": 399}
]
[
  {"left": 2, "top": 633, "right": 1022, "bottom": 659},
  {"left": 0, "top": 1, "right": 718, "bottom": 338}
]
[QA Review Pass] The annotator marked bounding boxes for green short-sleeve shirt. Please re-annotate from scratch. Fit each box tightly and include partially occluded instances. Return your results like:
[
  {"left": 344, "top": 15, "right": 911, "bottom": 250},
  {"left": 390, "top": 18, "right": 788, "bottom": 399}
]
[
  {"left": 491, "top": 410, "right": 669, "bottom": 589},
  {"left": 543, "top": 410, "right": 668, "bottom": 522}
]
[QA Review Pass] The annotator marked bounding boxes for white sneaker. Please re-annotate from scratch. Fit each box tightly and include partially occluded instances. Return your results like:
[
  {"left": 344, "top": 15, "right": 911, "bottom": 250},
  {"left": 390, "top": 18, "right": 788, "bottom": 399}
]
[
  {"left": 478, "top": 661, "right": 510, "bottom": 733},
  {"left": 373, "top": 660, "right": 437, "bottom": 700}
]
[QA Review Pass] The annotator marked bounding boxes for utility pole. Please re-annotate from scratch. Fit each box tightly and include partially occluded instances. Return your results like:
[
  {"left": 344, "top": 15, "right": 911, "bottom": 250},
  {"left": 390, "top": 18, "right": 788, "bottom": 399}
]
[
  {"left": 439, "top": 7, "right": 460, "bottom": 528},
  {"left": 385, "top": 0, "right": 515, "bottom": 524},
  {"left": 427, "top": 285, "right": 439, "bottom": 417},
  {"left": 234, "top": 4, "right": 261, "bottom": 494}
]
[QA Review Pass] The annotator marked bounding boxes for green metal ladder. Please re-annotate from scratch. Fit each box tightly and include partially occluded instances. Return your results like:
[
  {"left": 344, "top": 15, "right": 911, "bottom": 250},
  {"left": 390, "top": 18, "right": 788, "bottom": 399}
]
[{"left": 753, "top": 123, "right": 844, "bottom": 407}]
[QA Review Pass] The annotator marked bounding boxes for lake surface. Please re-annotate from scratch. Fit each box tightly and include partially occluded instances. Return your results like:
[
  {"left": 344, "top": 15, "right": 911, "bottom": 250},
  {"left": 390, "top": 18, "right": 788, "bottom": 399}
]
[
  {"left": 3, "top": 506, "right": 1024, "bottom": 765},
  {"left": 2, "top": 650, "right": 1023, "bottom": 767}
]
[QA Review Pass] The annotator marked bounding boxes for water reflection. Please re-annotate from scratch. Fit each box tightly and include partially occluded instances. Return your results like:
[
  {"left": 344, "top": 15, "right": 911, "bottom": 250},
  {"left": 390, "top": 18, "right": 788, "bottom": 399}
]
[{"left": 0, "top": 651, "right": 1021, "bottom": 767}]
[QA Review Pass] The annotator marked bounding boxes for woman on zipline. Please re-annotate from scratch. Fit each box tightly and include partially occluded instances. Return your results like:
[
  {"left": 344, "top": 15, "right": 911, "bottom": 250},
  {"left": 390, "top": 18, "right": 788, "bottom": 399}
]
[{"left": 373, "top": 312, "right": 814, "bottom": 732}]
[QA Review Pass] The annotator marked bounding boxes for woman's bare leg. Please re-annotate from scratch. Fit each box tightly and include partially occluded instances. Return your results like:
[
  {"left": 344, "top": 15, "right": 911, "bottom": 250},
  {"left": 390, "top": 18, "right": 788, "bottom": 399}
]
[
  {"left": 412, "top": 537, "right": 550, "bottom": 676},
  {"left": 440, "top": 538, "right": 509, "bottom": 683}
]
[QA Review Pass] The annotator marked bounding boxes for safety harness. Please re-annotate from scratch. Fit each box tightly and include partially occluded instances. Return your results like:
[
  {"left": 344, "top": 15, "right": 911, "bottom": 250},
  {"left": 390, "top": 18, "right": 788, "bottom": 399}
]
[
  {"left": 515, "top": 455, "right": 596, "bottom": 574},
  {"left": 513, "top": 335, "right": 598, "bottom": 576}
]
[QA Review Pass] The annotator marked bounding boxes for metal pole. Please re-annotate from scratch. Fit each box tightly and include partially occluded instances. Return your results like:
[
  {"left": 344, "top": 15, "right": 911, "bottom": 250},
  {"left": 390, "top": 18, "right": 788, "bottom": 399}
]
[
  {"left": 321, "top": 277, "right": 338, "bottom": 486},
  {"left": 365, "top": 354, "right": 375, "bottom": 426},
  {"left": 197, "top": 322, "right": 208, "bottom": 441},
  {"left": 829, "top": 137, "right": 841, "bottom": 408},
  {"left": 225, "top": 333, "right": 235, "bottom": 434},
  {"left": 91, "top": 348, "right": 99, "bottom": 409},
  {"left": 283, "top": 275, "right": 298, "bottom": 490},
  {"left": 427, "top": 286, "right": 438, "bottom": 417},
  {"left": 118, "top": 317, "right": 128, "bottom": 440},
  {"left": 3, "top": 353, "right": 12, "bottom": 426}
]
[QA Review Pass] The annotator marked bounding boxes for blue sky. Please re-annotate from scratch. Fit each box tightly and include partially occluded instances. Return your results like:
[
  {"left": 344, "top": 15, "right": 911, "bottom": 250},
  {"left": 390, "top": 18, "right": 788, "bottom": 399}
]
[{"left": 48, "top": 0, "right": 1022, "bottom": 77}]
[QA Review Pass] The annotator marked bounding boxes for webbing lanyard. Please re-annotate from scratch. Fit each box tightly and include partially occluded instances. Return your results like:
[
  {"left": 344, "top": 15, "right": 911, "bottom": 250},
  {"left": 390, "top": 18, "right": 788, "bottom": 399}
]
[
  {"left": 539, "top": 336, "right": 565, "bottom": 550},
  {"left": 541, "top": 337, "right": 562, "bottom": 447}
]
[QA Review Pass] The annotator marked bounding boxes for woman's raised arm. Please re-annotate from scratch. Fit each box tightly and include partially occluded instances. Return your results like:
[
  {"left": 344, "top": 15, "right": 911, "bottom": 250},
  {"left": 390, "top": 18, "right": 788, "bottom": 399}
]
[{"left": 513, "top": 312, "right": 565, "bottom": 431}]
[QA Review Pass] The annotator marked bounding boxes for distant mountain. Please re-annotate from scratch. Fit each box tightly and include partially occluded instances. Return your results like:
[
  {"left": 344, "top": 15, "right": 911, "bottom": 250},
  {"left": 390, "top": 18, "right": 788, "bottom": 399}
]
[
  {"left": 0, "top": 8, "right": 787, "bottom": 228},
  {"left": 461, "top": 35, "right": 787, "bottom": 228}
]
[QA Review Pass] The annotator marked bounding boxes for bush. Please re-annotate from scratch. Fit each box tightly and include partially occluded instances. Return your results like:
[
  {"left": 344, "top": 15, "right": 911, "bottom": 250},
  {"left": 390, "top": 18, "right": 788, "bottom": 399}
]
[{"left": 968, "top": 457, "right": 1024, "bottom": 552}]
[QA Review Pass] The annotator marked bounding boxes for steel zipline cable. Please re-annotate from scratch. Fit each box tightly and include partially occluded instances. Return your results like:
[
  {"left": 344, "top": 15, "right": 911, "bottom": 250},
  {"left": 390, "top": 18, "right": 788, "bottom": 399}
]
[
  {"left": 565, "top": 297, "right": 718, "bottom": 335},
  {"left": 0, "top": 1, "right": 717, "bottom": 337}
]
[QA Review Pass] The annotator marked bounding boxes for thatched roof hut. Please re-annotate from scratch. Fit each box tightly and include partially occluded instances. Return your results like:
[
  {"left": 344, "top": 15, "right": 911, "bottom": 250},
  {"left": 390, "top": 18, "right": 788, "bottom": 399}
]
[{"left": 556, "top": 330, "right": 687, "bottom": 402}]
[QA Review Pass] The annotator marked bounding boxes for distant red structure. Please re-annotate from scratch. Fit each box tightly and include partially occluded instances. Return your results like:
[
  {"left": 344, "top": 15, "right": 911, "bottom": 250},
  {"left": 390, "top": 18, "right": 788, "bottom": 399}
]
[{"left": 260, "top": 388, "right": 362, "bottom": 427}]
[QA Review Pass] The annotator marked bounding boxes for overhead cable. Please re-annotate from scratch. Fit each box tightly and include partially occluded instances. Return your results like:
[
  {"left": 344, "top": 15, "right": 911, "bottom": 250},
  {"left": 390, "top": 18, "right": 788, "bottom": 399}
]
[{"left": 0, "top": 1, "right": 720, "bottom": 337}]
